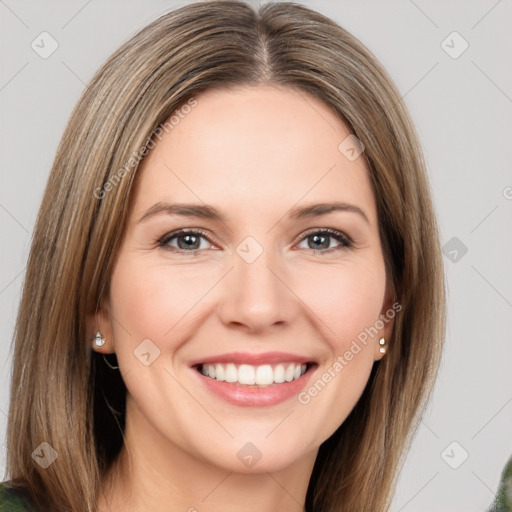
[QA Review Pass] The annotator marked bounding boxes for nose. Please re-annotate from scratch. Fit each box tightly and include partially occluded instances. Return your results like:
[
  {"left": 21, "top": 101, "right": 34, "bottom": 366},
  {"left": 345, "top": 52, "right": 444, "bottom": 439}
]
[{"left": 217, "top": 241, "right": 298, "bottom": 334}]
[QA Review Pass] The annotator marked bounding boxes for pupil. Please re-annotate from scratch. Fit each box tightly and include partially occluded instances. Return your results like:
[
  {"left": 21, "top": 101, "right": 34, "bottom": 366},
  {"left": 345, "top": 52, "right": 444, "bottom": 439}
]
[
  {"left": 179, "top": 234, "right": 199, "bottom": 250},
  {"left": 311, "top": 234, "right": 328, "bottom": 250}
]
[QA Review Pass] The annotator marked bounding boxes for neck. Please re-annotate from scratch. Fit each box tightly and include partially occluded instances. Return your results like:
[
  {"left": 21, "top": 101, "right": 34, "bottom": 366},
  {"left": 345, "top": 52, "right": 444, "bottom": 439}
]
[{"left": 98, "top": 396, "right": 316, "bottom": 512}]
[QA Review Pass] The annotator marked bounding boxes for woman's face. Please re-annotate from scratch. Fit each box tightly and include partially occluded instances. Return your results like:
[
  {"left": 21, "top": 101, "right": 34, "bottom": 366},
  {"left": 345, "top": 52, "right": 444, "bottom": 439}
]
[{"left": 98, "top": 85, "right": 394, "bottom": 473}]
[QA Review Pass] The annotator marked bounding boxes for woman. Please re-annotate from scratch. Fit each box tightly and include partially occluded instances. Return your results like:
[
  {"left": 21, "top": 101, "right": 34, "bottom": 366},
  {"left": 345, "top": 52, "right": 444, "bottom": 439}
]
[{"left": 2, "top": 1, "right": 446, "bottom": 511}]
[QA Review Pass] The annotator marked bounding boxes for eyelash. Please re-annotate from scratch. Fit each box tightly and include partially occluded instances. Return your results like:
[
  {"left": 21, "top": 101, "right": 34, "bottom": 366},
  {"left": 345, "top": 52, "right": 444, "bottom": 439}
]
[{"left": 157, "top": 228, "right": 353, "bottom": 256}]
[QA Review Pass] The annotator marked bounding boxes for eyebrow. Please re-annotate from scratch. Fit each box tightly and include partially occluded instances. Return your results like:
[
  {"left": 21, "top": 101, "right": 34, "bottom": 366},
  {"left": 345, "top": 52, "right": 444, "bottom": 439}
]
[{"left": 137, "top": 201, "right": 370, "bottom": 225}]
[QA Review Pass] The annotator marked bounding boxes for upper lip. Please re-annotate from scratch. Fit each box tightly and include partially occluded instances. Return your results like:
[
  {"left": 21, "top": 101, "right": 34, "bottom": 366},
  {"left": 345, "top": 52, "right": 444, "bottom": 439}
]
[{"left": 189, "top": 351, "right": 316, "bottom": 367}]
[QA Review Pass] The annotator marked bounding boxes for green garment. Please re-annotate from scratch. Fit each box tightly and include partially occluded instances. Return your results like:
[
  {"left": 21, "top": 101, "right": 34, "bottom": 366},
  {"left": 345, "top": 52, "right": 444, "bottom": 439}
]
[
  {"left": 489, "top": 455, "right": 512, "bottom": 512},
  {"left": 0, "top": 482, "right": 32, "bottom": 511}
]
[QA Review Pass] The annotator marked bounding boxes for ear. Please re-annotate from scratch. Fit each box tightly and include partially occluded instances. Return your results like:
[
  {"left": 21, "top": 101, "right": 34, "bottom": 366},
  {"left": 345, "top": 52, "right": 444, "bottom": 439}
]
[
  {"left": 374, "top": 280, "right": 398, "bottom": 361},
  {"left": 86, "top": 295, "right": 116, "bottom": 355}
]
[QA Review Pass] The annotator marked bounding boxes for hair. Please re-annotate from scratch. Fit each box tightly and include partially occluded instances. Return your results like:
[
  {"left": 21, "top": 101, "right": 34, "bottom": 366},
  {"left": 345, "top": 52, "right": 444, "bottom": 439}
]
[{"left": 4, "top": 1, "right": 446, "bottom": 511}]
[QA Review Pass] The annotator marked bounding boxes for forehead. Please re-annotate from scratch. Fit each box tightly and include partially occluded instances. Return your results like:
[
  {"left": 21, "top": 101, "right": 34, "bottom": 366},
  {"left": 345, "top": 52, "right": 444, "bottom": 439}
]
[{"left": 132, "top": 85, "right": 377, "bottom": 226}]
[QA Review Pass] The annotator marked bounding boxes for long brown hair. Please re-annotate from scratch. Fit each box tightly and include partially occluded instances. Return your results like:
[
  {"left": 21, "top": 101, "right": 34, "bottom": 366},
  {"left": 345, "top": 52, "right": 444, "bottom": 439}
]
[{"left": 5, "top": 1, "right": 446, "bottom": 511}]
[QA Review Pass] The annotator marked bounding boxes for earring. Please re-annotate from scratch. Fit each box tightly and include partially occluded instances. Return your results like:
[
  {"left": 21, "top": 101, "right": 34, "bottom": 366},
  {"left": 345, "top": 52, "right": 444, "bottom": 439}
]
[
  {"left": 379, "top": 337, "right": 386, "bottom": 354},
  {"left": 95, "top": 331, "right": 106, "bottom": 348},
  {"left": 103, "top": 354, "right": 119, "bottom": 370}
]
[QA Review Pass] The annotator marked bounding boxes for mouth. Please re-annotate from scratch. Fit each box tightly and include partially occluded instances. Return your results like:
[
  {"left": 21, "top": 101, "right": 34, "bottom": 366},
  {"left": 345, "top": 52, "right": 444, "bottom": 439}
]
[
  {"left": 188, "top": 351, "right": 318, "bottom": 407},
  {"left": 193, "top": 361, "right": 317, "bottom": 387}
]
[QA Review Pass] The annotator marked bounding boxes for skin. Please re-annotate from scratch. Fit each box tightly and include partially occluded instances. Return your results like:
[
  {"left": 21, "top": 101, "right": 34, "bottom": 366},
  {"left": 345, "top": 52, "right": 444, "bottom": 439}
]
[{"left": 90, "top": 85, "right": 394, "bottom": 512}]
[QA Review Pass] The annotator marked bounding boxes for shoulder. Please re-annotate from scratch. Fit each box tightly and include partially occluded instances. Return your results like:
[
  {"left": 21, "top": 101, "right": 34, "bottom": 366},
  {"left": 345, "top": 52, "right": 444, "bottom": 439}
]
[
  {"left": 0, "top": 482, "right": 33, "bottom": 511},
  {"left": 488, "top": 455, "right": 512, "bottom": 512}
]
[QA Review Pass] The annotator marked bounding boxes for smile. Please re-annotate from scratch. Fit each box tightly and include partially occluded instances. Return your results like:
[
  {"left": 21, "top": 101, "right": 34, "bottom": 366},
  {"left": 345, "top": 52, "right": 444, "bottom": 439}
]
[
  {"left": 189, "top": 352, "right": 318, "bottom": 407},
  {"left": 197, "top": 362, "right": 310, "bottom": 386}
]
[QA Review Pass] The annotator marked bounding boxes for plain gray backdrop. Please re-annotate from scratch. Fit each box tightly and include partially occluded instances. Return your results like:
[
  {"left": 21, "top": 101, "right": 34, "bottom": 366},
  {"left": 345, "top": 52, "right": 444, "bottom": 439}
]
[{"left": 1, "top": 1, "right": 511, "bottom": 511}]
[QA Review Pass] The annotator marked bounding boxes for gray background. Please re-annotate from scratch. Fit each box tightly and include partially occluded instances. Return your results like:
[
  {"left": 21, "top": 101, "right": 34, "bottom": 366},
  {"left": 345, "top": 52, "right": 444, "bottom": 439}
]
[{"left": 1, "top": 1, "right": 511, "bottom": 510}]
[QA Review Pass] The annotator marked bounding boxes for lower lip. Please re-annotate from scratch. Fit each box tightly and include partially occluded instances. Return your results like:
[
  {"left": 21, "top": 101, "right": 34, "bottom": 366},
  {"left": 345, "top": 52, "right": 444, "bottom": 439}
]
[{"left": 192, "top": 365, "right": 317, "bottom": 407}]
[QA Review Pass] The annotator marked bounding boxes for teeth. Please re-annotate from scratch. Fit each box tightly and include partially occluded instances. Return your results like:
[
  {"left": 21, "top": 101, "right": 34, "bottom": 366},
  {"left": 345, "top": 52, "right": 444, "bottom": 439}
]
[
  {"left": 225, "top": 363, "right": 237, "bottom": 383},
  {"left": 274, "top": 364, "right": 285, "bottom": 383},
  {"left": 215, "top": 364, "right": 225, "bottom": 382},
  {"left": 239, "top": 364, "right": 255, "bottom": 385},
  {"left": 285, "top": 364, "right": 295, "bottom": 382},
  {"left": 255, "top": 365, "right": 273, "bottom": 386},
  {"left": 199, "top": 362, "right": 308, "bottom": 386}
]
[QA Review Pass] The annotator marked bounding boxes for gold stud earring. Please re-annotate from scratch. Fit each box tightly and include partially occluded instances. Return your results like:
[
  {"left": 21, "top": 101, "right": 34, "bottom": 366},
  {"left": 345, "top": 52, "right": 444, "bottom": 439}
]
[
  {"left": 379, "top": 337, "right": 386, "bottom": 354},
  {"left": 95, "top": 331, "right": 106, "bottom": 348}
]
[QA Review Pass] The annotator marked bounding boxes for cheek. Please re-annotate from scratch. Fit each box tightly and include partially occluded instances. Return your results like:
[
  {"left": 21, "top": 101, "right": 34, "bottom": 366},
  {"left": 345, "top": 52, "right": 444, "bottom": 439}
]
[
  {"left": 109, "top": 255, "right": 215, "bottom": 347},
  {"left": 293, "top": 257, "right": 386, "bottom": 348},
  {"left": 291, "top": 261, "right": 384, "bottom": 440},
  {"left": 110, "top": 249, "right": 386, "bottom": 360}
]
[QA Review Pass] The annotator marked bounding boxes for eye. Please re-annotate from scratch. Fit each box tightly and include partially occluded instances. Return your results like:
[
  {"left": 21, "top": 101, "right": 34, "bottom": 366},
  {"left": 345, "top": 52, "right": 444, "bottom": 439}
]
[
  {"left": 158, "top": 228, "right": 352, "bottom": 255},
  {"left": 158, "top": 229, "right": 215, "bottom": 254},
  {"left": 296, "top": 228, "right": 352, "bottom": 255}
]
